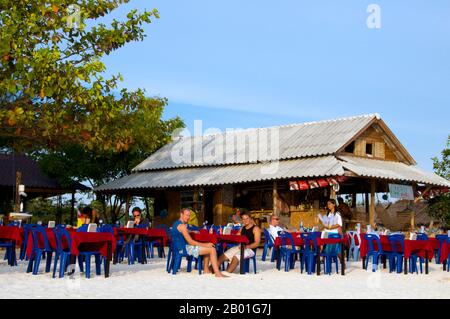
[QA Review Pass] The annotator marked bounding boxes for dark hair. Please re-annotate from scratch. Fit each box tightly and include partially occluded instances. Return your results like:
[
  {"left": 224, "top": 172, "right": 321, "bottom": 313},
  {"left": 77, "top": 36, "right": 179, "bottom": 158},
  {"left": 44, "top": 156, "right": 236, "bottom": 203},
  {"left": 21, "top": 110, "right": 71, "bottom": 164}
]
[
  {"left": 326, "top": 199, "right": 337, "bottom": 215},
  {"left": 337, "top": 197, "right": 344, "bottom": 203},
  {"left": 82, "top": 206, "right": 93, "bottom": 217},
  {"left": 132, "top": 207, "right": 142, "bottom": 215},
  {"left": 180, "top": 208, "right": 190, "bottom": 214},
  {"left": 240, "top": 212, "right": 251, "bottom": 218}
]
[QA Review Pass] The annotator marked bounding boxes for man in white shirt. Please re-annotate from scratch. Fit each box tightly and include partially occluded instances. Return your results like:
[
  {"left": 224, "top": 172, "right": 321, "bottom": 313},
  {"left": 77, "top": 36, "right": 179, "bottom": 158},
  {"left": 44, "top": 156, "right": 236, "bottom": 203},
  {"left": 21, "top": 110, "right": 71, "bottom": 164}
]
[{"left": 268, "top": 215, "right": 285, "bottom": 241}]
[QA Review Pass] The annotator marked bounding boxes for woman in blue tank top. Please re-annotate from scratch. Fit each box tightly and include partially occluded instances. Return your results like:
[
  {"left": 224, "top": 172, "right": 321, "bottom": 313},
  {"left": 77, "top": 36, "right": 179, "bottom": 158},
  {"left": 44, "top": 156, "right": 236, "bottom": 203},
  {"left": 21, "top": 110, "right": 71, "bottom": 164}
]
[{"left": 171, "top": 208, "right": 228, "bottom": 278}]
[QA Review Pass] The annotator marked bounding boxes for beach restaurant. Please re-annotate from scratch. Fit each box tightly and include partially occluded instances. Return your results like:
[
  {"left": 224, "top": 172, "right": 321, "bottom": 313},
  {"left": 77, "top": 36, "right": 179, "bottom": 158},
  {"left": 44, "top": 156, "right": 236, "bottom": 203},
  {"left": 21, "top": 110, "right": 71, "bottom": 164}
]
[{"left": 95, "top": 114, "right": 450, "bottom": 231}]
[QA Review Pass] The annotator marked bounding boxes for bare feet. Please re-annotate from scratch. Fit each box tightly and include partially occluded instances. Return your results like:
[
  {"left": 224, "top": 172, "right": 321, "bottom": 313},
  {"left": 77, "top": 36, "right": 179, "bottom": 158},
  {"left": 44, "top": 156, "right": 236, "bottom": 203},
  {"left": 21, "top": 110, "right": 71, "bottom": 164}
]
[{"left": 215, "top": 272, "right": 229, "bottom": 278}]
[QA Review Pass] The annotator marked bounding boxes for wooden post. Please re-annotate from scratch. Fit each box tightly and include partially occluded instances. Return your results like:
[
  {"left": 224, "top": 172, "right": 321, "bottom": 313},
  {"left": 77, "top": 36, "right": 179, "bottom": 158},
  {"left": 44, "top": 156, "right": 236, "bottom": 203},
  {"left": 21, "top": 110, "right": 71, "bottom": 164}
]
[
  {"left": 70, "top": 192, "right": 75, "bottom": 226},
  {"left": 14, "top": 171, "right": 22, "bottom": 212},
  {"left": 410, "top": 207, "right": 415, "bottom": 230},
  {"left": 273, "top": 181, "right": 278, "bottom": 216},
  {"left": 365, "top": 193, "right": 369, "bottom": 214},
  {"left": 370, "top": 179, "right": 376, "bottom": 228},
  {"left": 351, "top": 193, "right": 357, "bottom": 208},
  {"left": 125, "top": 192, "right": 131, "bottom": 222}
]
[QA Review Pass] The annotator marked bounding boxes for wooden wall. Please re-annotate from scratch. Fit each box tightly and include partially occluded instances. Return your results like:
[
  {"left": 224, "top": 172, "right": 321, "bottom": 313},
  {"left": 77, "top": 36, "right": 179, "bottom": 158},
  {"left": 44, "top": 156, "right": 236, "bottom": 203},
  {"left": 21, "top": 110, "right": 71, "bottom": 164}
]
[{"left": 341, "top": 125, "right": 400, "bottom": 162}]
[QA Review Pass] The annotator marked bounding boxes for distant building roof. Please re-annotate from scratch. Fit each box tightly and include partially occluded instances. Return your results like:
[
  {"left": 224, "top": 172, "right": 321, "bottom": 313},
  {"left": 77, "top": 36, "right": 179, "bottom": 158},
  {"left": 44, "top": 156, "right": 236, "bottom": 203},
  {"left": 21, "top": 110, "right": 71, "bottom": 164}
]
[
  {"left": 0, "top": 153, "right": 90, "bottom": 193},
  {"left": 96, "top": 114, "right": 449, "bottom": 192},
  {"left": 96, "top": 156, "right": 344, "bottom": 191},
  {"left": 133, "top": 114, "right": 385, "bottom": 171}
]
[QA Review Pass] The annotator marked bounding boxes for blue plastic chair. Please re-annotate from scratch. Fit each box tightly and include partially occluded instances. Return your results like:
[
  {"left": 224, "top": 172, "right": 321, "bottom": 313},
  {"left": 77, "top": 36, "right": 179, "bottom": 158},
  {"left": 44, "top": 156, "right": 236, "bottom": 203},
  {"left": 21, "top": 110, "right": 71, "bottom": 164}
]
[
  {"left": 147, "top": 225, "right": 168, "bottom": 258},
  {"left": 447, "top": 237, "right": 450, "bottom": 272},
  {"left": 347, "top": 231, "right": 361, "bottom": 261},
  {"left": 98, "top": 224, "right": 125, "bottom": 264},
  {"left": 167, "top": 227, "right": 202, "bottom": 275},
  {"left": 435, "top": 235, "right": 448, "bottom": 264},
  {"left": 0, "top": 227, "right": 17, "bottom": 266},
  {"left": 19, "top": 224, "right": 35, "bottom": 261},
  {"left": 26, "top": 226, "right": 55, "bottom": 275},
  {"left": 321, "top": 233, "right": 341, "bottom": 275},
  {"left": 52, "top": 227, "right": 73, "bottom": 278},
  {"left": 76, "top": 224, "right": 88, "bottom": 232},
  {"left": 409, "top": 233, "right": 428, "bottom": 274},
  {"left": 187, "top": 224, "right": 200, "bottom": 231},
  {"left": 243, "top": 248, "right": 258, "bottom": 274},
  {"left": 387, "top": 234, "right": 405, "bottom": 273},
  {"left": 299, "top": 233, "right": 319, "bottom": 274},
  {"left": 278, "top": 232, "right": 301, "bottom": 272},
  {"left": 364, "top": 234, "right": 390, "bottom": 272},
  {"left": 261, "top": 229, "right": 275, "bottom": 262},
  {"left": 77, "top": 245, "right": 103, "bottom": 279}
]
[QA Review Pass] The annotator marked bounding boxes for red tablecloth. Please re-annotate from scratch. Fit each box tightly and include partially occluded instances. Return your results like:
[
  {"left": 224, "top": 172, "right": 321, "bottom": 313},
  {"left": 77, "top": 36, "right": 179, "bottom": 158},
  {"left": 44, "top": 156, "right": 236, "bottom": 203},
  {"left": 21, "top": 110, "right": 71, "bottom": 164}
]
[
  {"left": 191, "top": 232, "right": 217, "bottom": 244},
  {"left": 359, "top": 235, "right": 434, "bottom": 259},
  {"left": 0, "top": 226, "right": 23, "bottom": 246},
  {"left": 146, "top": 228, "right": 169, "bottom": 246},
  {"left": 25, "top": 228, "right": 77, "bottom": 258},
  {"left": 439, "top": 242, "right": 449, "bottom": 264},
  {"left": 273, "top": 233, "right": 345, "bottom": 249},
  {"left": 115, "top": 228, "right": 149, "bottom": 236},
  {"left": 115, "top": 227, "right": 169, "bottom": 246},
  {"left": 190, "top": 232, "right": 249, "bottom": 245},
  {"left": 71, "top": 232, "right": 116, "bottom": 258}
]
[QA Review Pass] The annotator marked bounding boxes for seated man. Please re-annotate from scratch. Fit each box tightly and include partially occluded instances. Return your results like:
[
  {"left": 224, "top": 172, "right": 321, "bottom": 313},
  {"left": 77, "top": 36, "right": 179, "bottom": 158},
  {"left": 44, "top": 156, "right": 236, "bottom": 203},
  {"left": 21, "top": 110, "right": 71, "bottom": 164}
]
[
  {"left": 172, "top": 208, "right": 227, "bottom": 278},
  {"left": 132, "top": 207, "right": 150, "bottom": 228},
  {"left": 228, "top": 208, "right": 242, "bottom": 225},
  {"left": 218, "top": 212, "right": 261, "bottom": 273},
  {"left": 337, "top": 197, "right": 352, "bottom": 230},
  {"left": 268, "top": 215, "right": 285, "bottom": 241}
]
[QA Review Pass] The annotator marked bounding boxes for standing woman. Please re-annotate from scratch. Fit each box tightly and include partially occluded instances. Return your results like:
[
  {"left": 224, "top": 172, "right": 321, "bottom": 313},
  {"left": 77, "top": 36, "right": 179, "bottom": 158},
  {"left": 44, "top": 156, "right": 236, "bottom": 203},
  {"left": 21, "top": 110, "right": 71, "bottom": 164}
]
[
  {"left": 324, "top": 199, "right": 343, "bottom": 234},
  {"left": 323, "top": 199, "right": 343, "bottom": 255}
]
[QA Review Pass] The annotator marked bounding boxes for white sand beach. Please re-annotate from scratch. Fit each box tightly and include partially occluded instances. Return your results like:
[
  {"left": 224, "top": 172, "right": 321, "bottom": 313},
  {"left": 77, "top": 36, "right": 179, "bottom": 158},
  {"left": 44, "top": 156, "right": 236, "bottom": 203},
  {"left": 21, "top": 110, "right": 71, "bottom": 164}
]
[{"left": 1, "top": 252, "right": 449, "bottom": 299}]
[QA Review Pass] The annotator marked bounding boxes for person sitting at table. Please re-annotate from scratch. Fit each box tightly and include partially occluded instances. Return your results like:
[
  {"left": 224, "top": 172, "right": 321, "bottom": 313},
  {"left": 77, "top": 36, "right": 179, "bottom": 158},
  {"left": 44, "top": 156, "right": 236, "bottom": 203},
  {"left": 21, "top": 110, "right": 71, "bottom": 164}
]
[
  {"left": 132, "top": 207, "right": 149, "bottom": 228},
  {"left": 172, "top": 208, "right": 227, "bottom": 278},
  {"left": 228, "top": 208, "right": 242, "bottom": 225},
  {"left": 337, "top": 197, "right": 352, "bottom": 230},
  {"left": 268, "top": 215, "right": 284, "bottom": 241},
  {"left": 79, "top": 206, "right": 99, "bottom": 225},
  {"left": 267, "top": 215, "right": 296, "bottom": 240},
  {"left": 217, "top": 212, "right": 261, "bottom": 273}
]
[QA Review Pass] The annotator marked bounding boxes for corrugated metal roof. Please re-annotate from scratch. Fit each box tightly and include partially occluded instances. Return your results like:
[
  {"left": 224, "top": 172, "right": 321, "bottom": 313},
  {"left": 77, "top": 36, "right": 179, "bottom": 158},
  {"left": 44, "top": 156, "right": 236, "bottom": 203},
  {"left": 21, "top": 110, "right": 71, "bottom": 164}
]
[
  {"left": 96, "top": 156, "right": 344, "bottom": 191},
  {"left": 133, "top": 114, "right": 378, "bottom": 171},
  {"left": 339, "top": 156, "right": 450, "bottom": 187}
]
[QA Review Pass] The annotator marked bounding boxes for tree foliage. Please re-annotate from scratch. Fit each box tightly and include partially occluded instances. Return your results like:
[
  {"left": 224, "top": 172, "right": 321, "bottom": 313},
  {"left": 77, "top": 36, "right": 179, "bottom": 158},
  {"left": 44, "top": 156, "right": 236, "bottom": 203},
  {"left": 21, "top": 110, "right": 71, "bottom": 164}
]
[
  {"left": 0, "top": 0, "right": 180, "bottom": 153},
  {"left": 428, "top": 135, "right": 450, "bottom": 228},
  {"left": 0, "top": 1, "right": 184, "bottom": 223}
]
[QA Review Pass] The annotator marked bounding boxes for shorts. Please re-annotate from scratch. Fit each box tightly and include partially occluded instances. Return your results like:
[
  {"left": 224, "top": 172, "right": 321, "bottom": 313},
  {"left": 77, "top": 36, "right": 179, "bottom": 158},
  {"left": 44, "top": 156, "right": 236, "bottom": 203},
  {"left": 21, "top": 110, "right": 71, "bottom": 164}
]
[
  {"left": 223, "top": 245, "right": 255, "bottom": 261},
  {"left": 186, "top": 245, "right": 200, "bottom": 258}
]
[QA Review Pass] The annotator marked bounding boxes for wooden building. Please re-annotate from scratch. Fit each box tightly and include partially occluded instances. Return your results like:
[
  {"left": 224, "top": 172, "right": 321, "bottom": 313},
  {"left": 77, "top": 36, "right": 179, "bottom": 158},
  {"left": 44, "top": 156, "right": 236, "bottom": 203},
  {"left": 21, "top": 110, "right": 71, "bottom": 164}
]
[
  {"left": 0, "top": 153, "right": 90, "bottom": 223},
  {"left": 96, "top": 114, "right": 450, "bottom": 230}
]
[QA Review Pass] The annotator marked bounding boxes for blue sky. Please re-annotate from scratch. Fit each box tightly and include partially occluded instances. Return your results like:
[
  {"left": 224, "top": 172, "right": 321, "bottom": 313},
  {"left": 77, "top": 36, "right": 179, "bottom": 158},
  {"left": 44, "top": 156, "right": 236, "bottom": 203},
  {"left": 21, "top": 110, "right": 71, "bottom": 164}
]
[{"left": 99, "top": 0, "right": 450, "bottom": 170}]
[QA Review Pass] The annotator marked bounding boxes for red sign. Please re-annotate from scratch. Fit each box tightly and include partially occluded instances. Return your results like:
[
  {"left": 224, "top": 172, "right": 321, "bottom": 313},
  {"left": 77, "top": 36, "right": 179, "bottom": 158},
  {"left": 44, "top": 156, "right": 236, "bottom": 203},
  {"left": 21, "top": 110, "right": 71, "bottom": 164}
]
[
  {"left": 317, "top": 178, "right": 329, "bottom": 187},
  {"left": 298, "top": 180, "right": 309, "bottom": 190}
]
